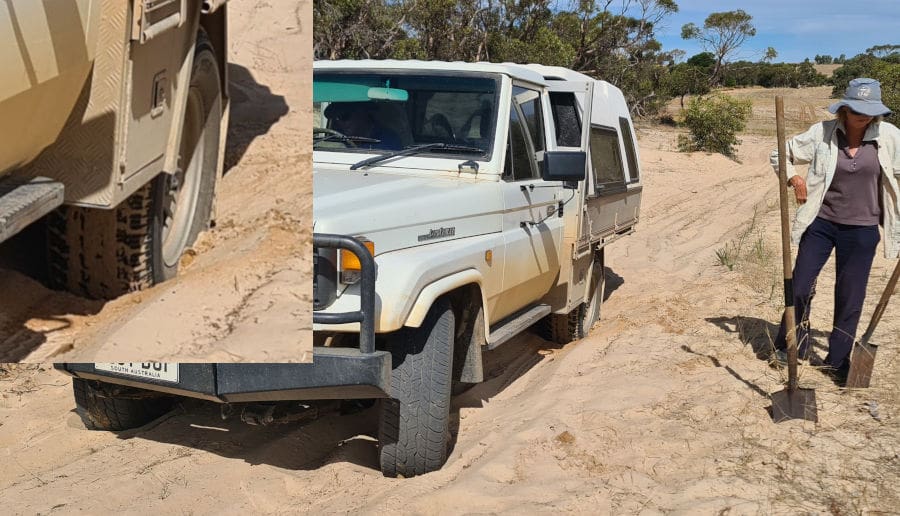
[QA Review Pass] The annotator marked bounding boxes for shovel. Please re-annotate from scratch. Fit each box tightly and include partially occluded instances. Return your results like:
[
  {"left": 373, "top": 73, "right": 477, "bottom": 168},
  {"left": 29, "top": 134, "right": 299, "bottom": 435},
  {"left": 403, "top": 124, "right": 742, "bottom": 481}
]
[
  {"left": 846, "top": 257, "right": 900, "bottom": 388},
  {"left": 771, "top": 96, "right": 818, "bottom": 423}
]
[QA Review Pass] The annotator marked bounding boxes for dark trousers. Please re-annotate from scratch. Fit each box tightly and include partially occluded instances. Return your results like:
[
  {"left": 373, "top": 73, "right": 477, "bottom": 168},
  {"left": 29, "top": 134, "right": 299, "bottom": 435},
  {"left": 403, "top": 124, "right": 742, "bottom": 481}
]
[{"left": 774, "top": 217, "right": 880, "bottom": 370}]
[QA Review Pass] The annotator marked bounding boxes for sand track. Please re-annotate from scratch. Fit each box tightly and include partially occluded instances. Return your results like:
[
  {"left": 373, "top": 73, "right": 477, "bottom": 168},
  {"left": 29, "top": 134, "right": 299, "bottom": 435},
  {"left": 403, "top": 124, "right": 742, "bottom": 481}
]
[{"left": 2, "top": 80, "right": 898, "bottom": 512}]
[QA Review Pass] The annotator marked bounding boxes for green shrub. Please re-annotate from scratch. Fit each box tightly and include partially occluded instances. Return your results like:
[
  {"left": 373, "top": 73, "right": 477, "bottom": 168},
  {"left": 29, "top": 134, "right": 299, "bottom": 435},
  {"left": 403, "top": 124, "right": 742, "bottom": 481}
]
[{"left": 678, "top": 93, "right": 752, "bottom": 158}]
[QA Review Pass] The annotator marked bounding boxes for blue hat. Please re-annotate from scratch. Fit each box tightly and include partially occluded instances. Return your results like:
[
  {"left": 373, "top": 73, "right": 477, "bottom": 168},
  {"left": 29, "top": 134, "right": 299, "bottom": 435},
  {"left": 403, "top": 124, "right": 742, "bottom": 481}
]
[{"left": 828, "top": 78, "right": 892, "bottom": 117}]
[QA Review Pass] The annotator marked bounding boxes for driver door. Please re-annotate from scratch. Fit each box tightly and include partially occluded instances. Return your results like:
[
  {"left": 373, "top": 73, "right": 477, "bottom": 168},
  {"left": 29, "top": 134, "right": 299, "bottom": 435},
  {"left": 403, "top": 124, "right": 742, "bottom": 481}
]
[{"left": 495, "top": 86, "right": 562, "bottom": 321}]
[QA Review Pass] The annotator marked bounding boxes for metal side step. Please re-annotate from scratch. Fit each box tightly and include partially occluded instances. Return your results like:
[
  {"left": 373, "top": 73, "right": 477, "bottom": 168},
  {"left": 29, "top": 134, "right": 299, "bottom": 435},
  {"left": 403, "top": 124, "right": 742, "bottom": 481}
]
[
  {"left": 0, "top": 176, "right": 64, "bottom": 244},
  {"left": 487, "top": 304, "right": 551, "bottom": 350}
]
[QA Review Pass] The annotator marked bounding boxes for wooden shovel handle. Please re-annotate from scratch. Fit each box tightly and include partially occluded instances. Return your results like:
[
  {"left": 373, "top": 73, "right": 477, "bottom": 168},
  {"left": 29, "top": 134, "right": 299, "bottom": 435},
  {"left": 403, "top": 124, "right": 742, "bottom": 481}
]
[
  {"left": 860, "top": 258, "right": 900, "bottom": 345},
  {"left": 775, "top": 96, "right": 800, "bottom": 388}
]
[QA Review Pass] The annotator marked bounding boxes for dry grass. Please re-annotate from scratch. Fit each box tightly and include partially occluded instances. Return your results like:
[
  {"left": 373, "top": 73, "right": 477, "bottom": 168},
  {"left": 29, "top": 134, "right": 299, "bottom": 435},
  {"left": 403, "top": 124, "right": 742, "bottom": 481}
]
[
  {"left": 708, "top": 84, "right": 900, "bottom": 513},
  {"left": 715, "top": 206, "right": 782, "bottom": 302},
  {"left": 725, "top": 240, "right": 900, "bottom": 509},
  {"left": 0, "top": 364, "right": 45, "bottom": 395},
  {"left": 813, "top": 64, "right": 843, "bottom": 78}
]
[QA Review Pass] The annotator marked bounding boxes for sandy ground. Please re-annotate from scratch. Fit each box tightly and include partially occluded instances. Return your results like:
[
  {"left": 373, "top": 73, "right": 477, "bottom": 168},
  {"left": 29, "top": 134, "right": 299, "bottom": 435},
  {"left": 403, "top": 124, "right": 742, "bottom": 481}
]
[
  {"left": 0, "top": 0, "right": 313, "bottom": 362},
  {"left": 2, "top": 84, "right": 899, "bottom": 513}
]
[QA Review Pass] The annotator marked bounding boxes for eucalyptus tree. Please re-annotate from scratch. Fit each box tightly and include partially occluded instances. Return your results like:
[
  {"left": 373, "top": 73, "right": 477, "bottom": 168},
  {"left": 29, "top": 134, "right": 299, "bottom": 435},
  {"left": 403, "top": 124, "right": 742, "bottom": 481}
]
[{"left": 681, "top": 9, "right": 756, "bottom": 85}]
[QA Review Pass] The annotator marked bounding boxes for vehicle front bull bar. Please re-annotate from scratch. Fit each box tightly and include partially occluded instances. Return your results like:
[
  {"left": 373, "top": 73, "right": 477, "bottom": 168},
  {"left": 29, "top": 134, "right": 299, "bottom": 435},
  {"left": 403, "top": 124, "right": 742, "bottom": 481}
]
[{"left": 313, "top": 233, "right": 377, "bottom": 354}]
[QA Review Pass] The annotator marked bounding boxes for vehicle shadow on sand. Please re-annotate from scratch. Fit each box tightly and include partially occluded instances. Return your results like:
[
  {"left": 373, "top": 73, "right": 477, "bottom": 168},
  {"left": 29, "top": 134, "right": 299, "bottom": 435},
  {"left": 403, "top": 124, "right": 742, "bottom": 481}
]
[
  {"left": 223, "top": 63, "right": 289, "bottom": 174},
  {"left": 87, "top": 273, "right": 626, "bottom": 473},
  {"left": 86, "top": 331, "right": 571, "bottom": 474},
  {"left": 603, "top": 266, "right": 624, "bottom": 302}
]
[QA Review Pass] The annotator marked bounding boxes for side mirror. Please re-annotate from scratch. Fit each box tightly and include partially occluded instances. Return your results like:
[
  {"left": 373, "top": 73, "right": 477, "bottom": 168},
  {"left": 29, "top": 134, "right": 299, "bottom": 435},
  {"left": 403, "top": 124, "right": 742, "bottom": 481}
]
[{"left": 542, "top": 151, "right": 586, "bottom": 186}]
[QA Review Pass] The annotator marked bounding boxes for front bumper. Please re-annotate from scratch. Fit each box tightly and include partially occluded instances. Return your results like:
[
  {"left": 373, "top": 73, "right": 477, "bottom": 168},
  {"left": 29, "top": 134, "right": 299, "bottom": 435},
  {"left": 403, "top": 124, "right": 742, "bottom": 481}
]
[
  {"left": 56, "top": 234, "right": 387, "bottom": 403},
  {"left": 55, "top": 348, "right": 391, "bottom": 402}
]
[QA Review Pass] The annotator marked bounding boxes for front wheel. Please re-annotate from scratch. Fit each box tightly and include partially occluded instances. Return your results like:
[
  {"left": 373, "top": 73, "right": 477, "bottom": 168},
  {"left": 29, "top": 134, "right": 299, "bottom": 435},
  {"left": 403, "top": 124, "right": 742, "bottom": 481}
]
[
  {"left": 73, "top": 378, "right": 174, "bottom": 431},
  {"left": 378, "top": 298, "right": 455, "bottom": 477}
]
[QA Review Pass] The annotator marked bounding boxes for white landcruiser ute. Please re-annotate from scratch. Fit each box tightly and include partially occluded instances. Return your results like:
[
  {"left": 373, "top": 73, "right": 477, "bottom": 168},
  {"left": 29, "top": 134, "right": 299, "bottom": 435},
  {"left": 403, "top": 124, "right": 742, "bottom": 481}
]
[
  {"left": 312, "top": 60, "right": 642, "bottom": 475},
  {"left": 56, "top": 59, "right": 642, "bottom": 479}
]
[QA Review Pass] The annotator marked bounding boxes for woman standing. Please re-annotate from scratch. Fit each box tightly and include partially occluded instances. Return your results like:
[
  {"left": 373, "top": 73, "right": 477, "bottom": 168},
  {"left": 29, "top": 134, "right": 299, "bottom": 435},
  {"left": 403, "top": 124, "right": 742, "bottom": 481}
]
[{"left": 770, "top": 78, "right": 900, "bottom": 383}]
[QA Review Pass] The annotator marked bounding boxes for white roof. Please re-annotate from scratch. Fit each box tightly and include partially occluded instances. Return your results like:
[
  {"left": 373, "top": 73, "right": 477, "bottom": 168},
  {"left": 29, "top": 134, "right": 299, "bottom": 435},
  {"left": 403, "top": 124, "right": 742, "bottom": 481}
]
[
  {"left": 521, "top": 64, "right": 592, "bottom": 82},
  {"left": 523, "top": 64, "right": 624, "bottom": 98},
  {"left": 314, "top": 59, "right": 548, "bottom": 86}
]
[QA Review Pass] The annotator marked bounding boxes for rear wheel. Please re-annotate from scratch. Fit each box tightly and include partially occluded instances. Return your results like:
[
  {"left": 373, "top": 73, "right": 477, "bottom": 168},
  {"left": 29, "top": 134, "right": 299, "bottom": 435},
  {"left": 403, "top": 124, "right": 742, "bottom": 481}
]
[
  {"left": 544, "top": 251, "right": 605, "bottom": 344},
  {"left": 378, "top": 298, "right": 455, "bottom": 477},
  {"left": 154, "top": 34, "right": 221, "bottom": 282},
  {"left": 73, "top": 378, "right": 174, "bottom": 431},
  {"left": 46, "top": 32, "right": 221, "bottom": 298}
]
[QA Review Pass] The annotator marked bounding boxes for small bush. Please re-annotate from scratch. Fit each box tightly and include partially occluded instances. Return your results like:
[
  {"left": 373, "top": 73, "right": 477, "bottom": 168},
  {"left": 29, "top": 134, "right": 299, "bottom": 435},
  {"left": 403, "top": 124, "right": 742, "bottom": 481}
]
[
  {"left": 715, "top": 243, "right": 739, "bottom": 271},
  {"left": 678, "top": 93, "right": 752, "bottom": 158}
]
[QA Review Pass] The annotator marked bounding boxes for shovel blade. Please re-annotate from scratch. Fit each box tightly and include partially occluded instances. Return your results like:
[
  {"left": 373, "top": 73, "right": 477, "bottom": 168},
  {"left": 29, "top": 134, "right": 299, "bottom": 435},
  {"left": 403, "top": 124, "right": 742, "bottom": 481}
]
[
  {"left": 771, "top": 387, "right": 818, "bottom": 423},
  {"left": 847, "top": 342, "right": 877, "bottom": 388}
]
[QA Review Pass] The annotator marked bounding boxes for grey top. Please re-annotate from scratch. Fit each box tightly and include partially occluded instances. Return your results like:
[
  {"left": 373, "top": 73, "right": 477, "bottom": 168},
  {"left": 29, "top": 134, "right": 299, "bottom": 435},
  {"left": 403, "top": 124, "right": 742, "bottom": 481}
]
[{"left": 818, "top": 130, "right": 882, "bottom": 226}]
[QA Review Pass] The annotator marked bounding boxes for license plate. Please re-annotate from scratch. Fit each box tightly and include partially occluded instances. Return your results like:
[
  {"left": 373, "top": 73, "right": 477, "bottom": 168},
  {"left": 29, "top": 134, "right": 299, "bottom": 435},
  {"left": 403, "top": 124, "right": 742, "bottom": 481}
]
[{"left": 94, "top": 363, "right": 179, "bottom": 383}]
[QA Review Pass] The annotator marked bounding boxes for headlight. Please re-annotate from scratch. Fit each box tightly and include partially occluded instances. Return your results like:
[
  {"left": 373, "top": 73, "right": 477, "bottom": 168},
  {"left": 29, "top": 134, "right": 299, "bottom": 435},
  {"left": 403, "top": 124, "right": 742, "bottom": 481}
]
[{"left": 339, "top": 238, "right": 375, "bottom": 284}]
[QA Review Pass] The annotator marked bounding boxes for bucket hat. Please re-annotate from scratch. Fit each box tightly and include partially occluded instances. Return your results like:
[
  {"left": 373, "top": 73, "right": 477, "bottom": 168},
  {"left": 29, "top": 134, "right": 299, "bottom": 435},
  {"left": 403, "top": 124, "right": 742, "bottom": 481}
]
[{"left": 828, "top": 78, "right": 892, "bottom": 117}]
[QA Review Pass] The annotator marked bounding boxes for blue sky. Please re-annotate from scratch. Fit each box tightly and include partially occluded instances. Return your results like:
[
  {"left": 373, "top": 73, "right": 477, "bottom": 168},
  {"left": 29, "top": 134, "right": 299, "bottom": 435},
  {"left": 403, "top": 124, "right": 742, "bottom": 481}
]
[{"left": 650, "top": 0, "right": 900, "bottom": 63}]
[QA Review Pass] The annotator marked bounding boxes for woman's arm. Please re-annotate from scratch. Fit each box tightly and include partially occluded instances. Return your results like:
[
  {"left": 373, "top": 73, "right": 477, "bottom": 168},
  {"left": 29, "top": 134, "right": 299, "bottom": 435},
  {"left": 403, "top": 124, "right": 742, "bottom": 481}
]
[{"left": 769, "top": 123, "right": 821, "bottom": 204}]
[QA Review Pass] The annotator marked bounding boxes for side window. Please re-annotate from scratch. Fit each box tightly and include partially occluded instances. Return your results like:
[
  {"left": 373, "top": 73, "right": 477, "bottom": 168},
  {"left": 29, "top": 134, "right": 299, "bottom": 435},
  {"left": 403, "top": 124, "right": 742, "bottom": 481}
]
[
  {"left": 550, "top": 92, "right": 581, "bottom": 147},
  {"left": 589, "top": 126, "right": 626, "bottom": 193},
  {"left": 515, "top": 87, "right": 545, "bottom": 153},
  {"left": 504, "top": 102, "right": 537, "bottom": 181},
  {"left": 618, "top": 116, "right": 639, "bottom": 182}
]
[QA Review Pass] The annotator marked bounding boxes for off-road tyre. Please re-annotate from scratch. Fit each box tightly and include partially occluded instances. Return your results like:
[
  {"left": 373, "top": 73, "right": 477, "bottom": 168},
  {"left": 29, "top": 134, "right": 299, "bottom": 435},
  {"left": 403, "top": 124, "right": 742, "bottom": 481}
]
[
  {"left": 46, "top": 31, "right": 221, "bottom": 299},
  {"left": 73, "top": 378, "right": 174, "bottom": 431},
  {"left": 542, "top": 252, "right": 605, "bottom": 344},
  {"left": 47, "top": 185, "right": 156, "bottom": 299},
  {"left": 378, "top": 298, "right": 455, "bottom": 477}
]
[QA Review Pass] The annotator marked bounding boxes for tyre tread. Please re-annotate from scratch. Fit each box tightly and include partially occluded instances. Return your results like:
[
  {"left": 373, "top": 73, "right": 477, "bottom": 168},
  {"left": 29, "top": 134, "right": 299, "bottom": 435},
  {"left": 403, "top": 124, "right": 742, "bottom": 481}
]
[
  {"left": 73, "top": 378, "right": 172, "bottom": 431},
  {"left": 379, "top": 298, "right": 454, "bottom": 477}
]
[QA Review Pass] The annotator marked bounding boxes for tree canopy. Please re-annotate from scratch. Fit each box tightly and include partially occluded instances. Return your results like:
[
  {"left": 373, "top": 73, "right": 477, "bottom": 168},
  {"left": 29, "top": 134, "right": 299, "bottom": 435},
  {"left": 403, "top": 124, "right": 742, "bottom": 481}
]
[
  {"left": 680, "top": 9, "right": 756, "bottom": 85},
  {"left": 313, "top": 1, "right": 897, "bottom": 120}
]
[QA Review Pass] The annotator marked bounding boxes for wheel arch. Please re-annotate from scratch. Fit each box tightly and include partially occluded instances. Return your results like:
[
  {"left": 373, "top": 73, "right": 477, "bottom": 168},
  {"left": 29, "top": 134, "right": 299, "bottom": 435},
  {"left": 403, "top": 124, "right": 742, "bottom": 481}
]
[
  {"left": 199, "top": 5, "right": 229, "bottom": 108},
  {"left": 405, "top": 269, "right": 490, "bottom": 337},
  {"left": 196, "top": 10, "right": 229, "bottom": 224}
]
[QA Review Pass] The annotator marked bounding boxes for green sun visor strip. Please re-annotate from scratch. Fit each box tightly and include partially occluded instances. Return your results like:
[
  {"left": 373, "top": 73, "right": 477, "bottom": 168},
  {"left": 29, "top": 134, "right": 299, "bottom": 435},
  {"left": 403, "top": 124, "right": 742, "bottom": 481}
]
[{"left": 313, "top": 82, "right": 409, "bottom": 103}]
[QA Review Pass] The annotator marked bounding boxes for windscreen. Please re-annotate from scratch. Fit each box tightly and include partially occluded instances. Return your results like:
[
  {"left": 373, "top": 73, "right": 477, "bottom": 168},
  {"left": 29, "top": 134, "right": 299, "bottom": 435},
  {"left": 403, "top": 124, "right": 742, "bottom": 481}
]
[{"left": 313, "top": 72, "right": 498, "bottom": 159}]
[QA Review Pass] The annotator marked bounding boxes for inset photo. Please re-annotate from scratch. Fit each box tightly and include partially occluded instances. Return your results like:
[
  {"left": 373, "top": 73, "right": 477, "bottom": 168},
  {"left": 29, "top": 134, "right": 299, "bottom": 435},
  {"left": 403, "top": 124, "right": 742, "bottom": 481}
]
[{"left": 0, "top": 0, "right": 312, "bottom": 362}]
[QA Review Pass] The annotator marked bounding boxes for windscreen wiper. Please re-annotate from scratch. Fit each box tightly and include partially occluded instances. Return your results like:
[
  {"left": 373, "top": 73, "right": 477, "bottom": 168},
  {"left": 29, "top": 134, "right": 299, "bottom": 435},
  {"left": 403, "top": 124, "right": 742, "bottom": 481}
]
[
  {"left": 349, "top": 143, "right": 485, "bottom": 170},
  {"left": 313, "top": 133, "right": 381, "bottom": 147}
]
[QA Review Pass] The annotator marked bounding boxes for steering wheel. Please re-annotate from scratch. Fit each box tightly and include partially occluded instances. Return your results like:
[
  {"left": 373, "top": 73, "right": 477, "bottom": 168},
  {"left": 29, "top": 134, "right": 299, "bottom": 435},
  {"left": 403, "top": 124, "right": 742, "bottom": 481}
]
[{"left": 426, "top": 114, "right": 457, "bottom": 142}]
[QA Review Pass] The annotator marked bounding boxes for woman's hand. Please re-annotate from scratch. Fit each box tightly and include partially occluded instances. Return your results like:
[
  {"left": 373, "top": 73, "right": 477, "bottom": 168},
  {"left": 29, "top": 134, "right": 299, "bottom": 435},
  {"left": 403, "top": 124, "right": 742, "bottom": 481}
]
[{"left": 789, "top": 176, "right": 807, "bottom": 204}]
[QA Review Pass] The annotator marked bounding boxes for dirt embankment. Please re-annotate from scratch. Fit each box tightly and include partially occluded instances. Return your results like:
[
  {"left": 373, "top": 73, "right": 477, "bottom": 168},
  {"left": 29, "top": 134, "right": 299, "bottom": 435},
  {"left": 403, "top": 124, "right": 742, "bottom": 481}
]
[
  {"left": 2, "top": 86, "right": 898, "bottom": 513},
  {"left": 0, "top": 0, "right": 313, "bottom": 363}
]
